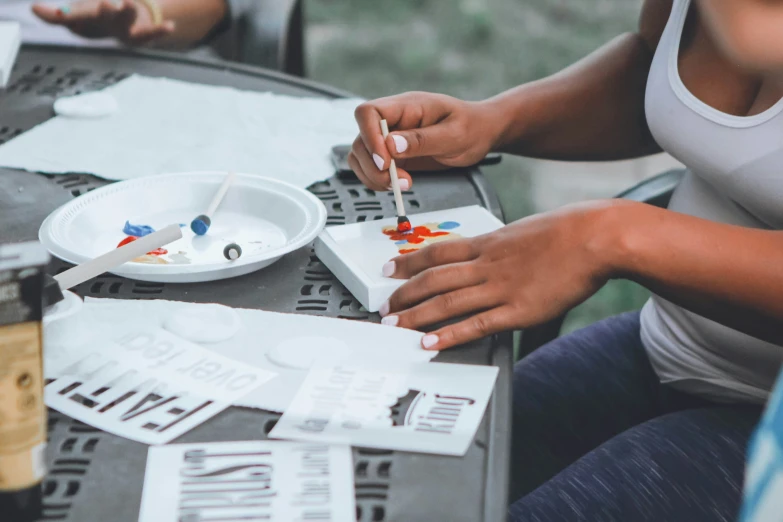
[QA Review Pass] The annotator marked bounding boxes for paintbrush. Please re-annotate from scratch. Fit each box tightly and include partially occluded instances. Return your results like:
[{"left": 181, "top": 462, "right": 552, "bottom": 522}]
[
  {"left": 191, "top": 172, "right": 236, "bottom": 236},
  {"left": 380, "top": 120, "right": 412, "bottom": 233},
  {"left": 53, "top": 224, "right": 182, "bottom": 291}
]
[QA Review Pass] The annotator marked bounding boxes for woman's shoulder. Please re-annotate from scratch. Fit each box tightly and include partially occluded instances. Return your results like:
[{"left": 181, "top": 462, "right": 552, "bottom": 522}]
[{"left": 639, "top": 0, "right": 675, "bottom": 52}]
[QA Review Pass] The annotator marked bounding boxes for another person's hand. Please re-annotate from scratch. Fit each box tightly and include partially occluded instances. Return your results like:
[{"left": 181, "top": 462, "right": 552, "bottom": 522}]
[
  {"left": 350, "top": 92, "right": 503, "bottom": 191},
  {"left": 379, "top": 201, "right": 626, "bottom": 350},
  {"left": 32, "top": 0, "right": 175, "bottom": 46}
]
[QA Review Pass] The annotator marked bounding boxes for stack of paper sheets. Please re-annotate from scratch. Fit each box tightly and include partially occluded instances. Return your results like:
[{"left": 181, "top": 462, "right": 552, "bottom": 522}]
[{"left": 44, "top": 298, "right": 498, "bottom": 456}]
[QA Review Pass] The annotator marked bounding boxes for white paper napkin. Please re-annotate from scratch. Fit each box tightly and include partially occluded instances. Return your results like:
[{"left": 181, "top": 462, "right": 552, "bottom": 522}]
[{"left": 0, "top": 75, "right": 363, "bottom": 186}]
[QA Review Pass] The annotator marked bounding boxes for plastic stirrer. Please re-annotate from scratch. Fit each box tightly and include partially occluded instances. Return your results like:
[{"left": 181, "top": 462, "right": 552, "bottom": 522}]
[{"left": 54, "top": 224, "right": 182, "bottom": 290}]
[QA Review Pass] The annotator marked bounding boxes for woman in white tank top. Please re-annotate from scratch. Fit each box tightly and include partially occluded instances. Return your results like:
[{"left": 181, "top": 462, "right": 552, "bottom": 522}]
[{"left": 349, "top": 0, "right": 783, "bottom": 520}]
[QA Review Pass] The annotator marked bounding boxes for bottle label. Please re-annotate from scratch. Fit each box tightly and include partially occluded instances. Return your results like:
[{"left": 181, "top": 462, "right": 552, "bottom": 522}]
[{"left": 0, "top": 321, "right": 46, "bottom": 490}]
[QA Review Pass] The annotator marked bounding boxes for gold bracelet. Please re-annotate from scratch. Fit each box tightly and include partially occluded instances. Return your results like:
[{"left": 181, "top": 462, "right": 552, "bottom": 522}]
[{"left": 137, "top": 0, "right": 163, "bottom": 26}]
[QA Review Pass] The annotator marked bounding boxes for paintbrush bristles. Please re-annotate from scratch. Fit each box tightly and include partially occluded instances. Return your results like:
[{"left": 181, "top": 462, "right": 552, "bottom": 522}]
[{"left": 379, "top": 119, "right": 408, "bottom": 225}]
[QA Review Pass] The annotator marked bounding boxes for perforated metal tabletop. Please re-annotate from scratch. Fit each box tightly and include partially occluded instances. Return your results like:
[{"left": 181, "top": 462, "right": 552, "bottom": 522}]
[{"left": 0, "top": 45, "right": 512, "bottom": 522}]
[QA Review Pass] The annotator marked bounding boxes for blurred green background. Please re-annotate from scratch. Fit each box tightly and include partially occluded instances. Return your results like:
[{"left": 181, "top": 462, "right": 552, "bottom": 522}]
[{"left": 305, "top": 0, "right": 652, "bottom": 334}]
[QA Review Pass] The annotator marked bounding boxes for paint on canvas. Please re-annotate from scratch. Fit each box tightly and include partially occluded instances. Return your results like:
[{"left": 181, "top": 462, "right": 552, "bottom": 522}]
[{"left": 382, "top": 221, "right": 462, "bottom": 254}]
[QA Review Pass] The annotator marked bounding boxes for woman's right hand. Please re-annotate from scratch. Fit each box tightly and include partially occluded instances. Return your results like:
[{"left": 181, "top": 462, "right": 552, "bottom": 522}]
[
  {"left": 32, "top": 0, "right": 175, "bottom": 46},
  {"left": 349, "top": 92, "right": 503, "bottom": 191}
]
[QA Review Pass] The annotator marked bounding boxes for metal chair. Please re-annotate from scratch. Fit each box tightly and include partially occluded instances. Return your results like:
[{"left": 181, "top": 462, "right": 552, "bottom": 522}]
[
  {"left": 213, "top": 0, "right": 306, "bottom": 76},
  {"left": 516, "top": 168, "right": 687, "bottom": 359}
]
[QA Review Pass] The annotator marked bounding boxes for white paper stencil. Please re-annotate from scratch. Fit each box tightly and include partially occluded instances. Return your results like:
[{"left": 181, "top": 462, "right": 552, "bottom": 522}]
[
  {"left": 45, "top": 298, "right": 436, "bottom": 413},
  {"left": 139, "top": 441, "right": 355, "bottom": 522},
  {"left": 314, "top": 205, "right": 504, "bottom": 312},
  {"left": 0, "top": 75, "right": 362, "bottom": 187},
  {"left": 45, "top": 328, "right": 276, "bottom": 444},
  {"left": 269, "top": 362, "right": 499, "bottom": 456}
]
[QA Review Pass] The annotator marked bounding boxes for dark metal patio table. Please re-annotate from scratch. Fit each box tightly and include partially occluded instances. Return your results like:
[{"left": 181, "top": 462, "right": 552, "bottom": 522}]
[{"left": 0, "top": 45, "right": 512, "bottom": 522}]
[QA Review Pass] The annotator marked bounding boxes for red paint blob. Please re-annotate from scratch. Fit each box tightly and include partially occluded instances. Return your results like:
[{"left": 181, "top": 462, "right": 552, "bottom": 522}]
[
  {"left": 383, "top": 226, "right": 449, "bottom": 244},
  {"left": 116, "top": 236, "right": 168, "bottom": 256},
  {"left": 399, "top": 248, "right": 417, "bottom": 255},
  {"left": 117, "top": 236, "right": 137, "bottom": 248}
]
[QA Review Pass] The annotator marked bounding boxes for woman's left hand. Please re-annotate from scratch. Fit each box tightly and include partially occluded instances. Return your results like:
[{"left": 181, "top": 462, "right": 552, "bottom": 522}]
[{"left": 379, "top": 201, "right": 624, "bottom": 350}]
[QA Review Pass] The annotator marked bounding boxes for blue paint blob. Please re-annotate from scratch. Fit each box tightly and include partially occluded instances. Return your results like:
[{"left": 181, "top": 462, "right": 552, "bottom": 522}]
[
  {"left": 437, "top": 221, "right": 460, "bottom": 230},
  {"left": 191, "top": 219, "right": 209, "bottom": 236},
  {"left": 123, "top": 221, "right": 155, "bottom": 237},
  {"left": 395, "top": 240, "right": 408, "bottom": 245},
  {"left": 179, "top": 224, "right": 187, "bottom": 227}
]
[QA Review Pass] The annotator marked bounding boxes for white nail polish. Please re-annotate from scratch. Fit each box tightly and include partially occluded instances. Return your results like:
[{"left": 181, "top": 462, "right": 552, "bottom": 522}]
[
  {"left": 422, "top": 334, "right": 439, "bottom": 349},
  {"left": 381, "top": 315, "right": 399, "bottom": 326},
  {"left": 398, "top": 178, "right": 410, "bottom": 191},
  {"left": 379, "top": 300, "right": 390, "bottom": 317},
  {"left": 392, "top": 135, "right": 408, "bottom": 153},
  {"left": 373, "top": 153, "right": 384, "bottom": 171},
  {"left": 382, "top": 262, "right": 395, "bottom": 277}
]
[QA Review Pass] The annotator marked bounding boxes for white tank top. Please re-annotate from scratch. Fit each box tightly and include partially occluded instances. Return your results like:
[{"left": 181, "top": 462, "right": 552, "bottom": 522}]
[{"left": 641, "top": 0, "right": 783, "bottom": 403}]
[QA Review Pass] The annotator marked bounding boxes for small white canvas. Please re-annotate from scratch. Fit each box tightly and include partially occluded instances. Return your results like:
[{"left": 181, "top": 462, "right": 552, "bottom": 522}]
[
  {"left": 269, "top": 361, "right": 499, "bottom": 456},
  {"left": 138, "top": 441, "right": 355, "bottom": 522},
  {"left": 313, "top": 205, "right": 504, "bottom": 312}
]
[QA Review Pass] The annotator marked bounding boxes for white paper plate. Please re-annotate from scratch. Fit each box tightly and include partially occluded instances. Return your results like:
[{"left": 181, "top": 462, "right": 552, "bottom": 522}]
[{"left": 39, "top": 171, "right": 327, "bottom": 283}]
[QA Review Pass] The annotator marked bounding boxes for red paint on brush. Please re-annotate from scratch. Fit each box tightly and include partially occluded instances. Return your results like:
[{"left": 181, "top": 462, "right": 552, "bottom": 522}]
[
  {"left": 397, "top": 220, "right": 412, "bottom": 233},
  {"left": 116, "top": 236, "right": 168, "bottom": 256}
]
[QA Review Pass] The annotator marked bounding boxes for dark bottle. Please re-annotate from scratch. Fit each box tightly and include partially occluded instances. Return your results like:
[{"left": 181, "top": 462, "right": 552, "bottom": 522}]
[{"left": 0, "top": 242, "right": 50, "bottom": 522}]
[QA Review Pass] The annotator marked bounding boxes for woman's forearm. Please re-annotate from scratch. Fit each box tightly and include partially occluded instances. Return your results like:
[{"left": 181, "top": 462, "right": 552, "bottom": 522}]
[
  {"left": 483, "top": 32, "right": 662, "bottom": 161},
  {"left": 155, "top": 0, "right": 228, "bottom": 47},
  {"left": 599, "top": 201, "right": 783, "bottom": 344}
]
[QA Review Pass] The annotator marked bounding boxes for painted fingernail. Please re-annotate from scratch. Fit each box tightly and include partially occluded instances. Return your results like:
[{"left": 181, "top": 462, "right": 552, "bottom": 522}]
[
  {"left": 382, "top": 262, "right": 395, "bottom": 277},
  {"left": 422, "top": 334, "right": 439, "bottom": 349},
  {"left": 379, "top": 300, "right": 390, "bottom": 317},
  {"left": 59, "top": 5, "right": 71, "bottom": 15},
  {"left": 398, "top": 178, "right": 410, "bottom": 190},
  {"left": 381, "top": 315, "right": 399, "bottom": 326},
  {"left": 392, "top": 135, "right": 408, "bottom": 153},
  {"left": 373, "top": 153, "right": 384, "bottom": 171}
]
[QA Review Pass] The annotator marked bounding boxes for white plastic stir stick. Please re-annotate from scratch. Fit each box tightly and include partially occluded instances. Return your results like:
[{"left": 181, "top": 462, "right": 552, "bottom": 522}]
[{"left": 54, "top": 224, "right": 182, "bottom": 290}]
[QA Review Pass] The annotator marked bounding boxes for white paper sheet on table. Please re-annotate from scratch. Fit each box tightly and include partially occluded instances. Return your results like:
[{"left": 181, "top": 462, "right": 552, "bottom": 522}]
[
  {"left": 44, "top": 298, "right": 436, "bottom": 413},
  {"left": 138, "top": 441, "right": 355, "bottom": 522},
  {"left": 0, "top": 75, "right": 363, "bottom": 186},
  {"left": 269, "top": 362, "right": 499, "bottom": 456}
]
